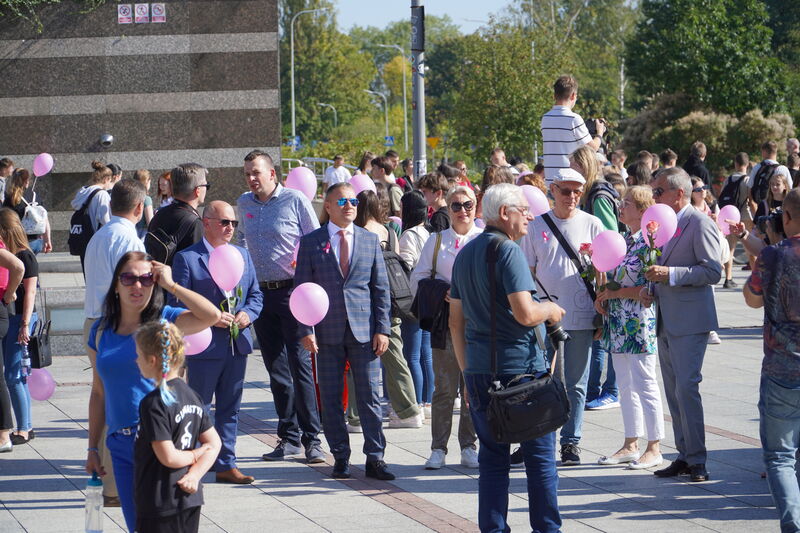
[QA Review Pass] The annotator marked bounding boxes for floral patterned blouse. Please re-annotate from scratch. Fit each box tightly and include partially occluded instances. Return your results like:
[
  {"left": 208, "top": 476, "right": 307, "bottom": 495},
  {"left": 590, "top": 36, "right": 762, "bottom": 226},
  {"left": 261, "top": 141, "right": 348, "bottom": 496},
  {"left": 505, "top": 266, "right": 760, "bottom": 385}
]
[{"left": 602, "top": 231, "right": 657, "bottom": 355}]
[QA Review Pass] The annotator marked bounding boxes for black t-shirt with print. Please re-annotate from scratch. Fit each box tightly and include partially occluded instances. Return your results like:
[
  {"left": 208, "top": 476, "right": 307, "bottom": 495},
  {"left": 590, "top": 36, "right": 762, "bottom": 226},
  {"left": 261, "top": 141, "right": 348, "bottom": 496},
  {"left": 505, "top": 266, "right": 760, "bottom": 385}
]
[
  {"left": 134, "top": 378, "right": 213, "bottom": 518},
  {"left": 15, "top": 249, "right": 38, "bottom": 316}
]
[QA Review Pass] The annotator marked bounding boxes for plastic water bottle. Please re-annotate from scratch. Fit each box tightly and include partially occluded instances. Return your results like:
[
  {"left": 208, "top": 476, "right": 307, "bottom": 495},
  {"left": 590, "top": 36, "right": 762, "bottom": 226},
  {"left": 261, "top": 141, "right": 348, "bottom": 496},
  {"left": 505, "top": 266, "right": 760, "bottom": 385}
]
[
  {"left": 20, "top": 345, "right": 31, "bottom": 379},
  {"left": 85, "top": 472, "right": 103, "bottom": 533}
]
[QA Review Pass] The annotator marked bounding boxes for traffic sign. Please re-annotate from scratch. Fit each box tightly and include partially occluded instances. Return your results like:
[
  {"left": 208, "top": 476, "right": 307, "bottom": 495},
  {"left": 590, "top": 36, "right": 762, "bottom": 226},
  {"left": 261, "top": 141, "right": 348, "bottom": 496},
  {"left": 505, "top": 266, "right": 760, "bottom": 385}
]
[
  {"left": 384, "top": 136, "right": 395, "bottom": 147},
  {"left": 427, "top": 136, "right": 440, "bottom": 149}
]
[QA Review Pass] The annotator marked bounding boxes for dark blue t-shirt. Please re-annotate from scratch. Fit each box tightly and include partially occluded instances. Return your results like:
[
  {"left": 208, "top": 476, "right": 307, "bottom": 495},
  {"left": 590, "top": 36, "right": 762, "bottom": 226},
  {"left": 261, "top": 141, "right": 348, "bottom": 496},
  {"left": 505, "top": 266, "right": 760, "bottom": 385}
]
[
  {"left": 89, "top": 306, "right": 186, "bottom": 433},
  {"left": 451, "top": 232, "right": 547, "bottom": 375}
]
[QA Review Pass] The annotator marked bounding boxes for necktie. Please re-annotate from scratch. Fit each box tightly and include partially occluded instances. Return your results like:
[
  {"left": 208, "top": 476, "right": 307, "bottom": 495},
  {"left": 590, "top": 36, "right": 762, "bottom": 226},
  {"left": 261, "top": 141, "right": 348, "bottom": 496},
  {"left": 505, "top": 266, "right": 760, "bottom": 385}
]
[{"left": 338, "top": 229, "right": 349, "bottom": 278}]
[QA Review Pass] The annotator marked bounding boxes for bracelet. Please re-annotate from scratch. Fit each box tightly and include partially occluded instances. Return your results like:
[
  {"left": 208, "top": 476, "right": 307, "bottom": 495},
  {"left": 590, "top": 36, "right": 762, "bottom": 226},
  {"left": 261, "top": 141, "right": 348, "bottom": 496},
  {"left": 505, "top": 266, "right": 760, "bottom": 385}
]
[
  {"left": 738, "top": 230, "right": 748, "bottom": 240},
  {"left": 169, "top": 282, "right": 179, "bottom": 295},
  {"left": 87, "top": 447, "right": 99, "bottom": 453}
]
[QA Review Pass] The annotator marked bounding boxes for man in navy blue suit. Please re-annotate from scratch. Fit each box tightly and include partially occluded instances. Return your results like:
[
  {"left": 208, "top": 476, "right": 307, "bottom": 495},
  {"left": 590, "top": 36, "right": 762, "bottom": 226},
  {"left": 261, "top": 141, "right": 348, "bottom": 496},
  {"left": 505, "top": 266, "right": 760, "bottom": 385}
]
[
  {"left": 294, "top": 183, "right": 395, "bottom": 480},
  {"left": 171, "top": 200, "right": 263, "bottom": 484}
]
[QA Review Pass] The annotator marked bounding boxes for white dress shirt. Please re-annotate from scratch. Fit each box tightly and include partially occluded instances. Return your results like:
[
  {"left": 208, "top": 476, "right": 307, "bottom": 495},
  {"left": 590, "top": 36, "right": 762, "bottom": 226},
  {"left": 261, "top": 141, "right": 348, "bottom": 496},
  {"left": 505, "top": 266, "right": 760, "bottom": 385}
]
[{"left": 327, "top": 221, "right": 354, "bottom": 267}]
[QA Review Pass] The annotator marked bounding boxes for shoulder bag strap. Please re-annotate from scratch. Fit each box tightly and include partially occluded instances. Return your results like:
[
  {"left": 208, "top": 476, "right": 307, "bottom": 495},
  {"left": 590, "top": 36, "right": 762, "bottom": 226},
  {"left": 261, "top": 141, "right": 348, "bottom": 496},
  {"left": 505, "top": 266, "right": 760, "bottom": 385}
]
[
  {"left": 541, "top": 213, "right": 597, "bottom": 301},
  {"left": 486, "top": 232, "right": 507, "bottom": 381},
  {"left": 429, "top": 232, "right": 443, "bottom": 280}
]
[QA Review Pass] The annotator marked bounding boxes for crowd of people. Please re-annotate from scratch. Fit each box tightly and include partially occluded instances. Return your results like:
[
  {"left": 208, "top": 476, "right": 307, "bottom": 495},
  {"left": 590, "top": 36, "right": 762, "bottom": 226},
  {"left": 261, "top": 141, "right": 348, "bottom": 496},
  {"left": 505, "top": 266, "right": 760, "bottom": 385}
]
[{"left": 0, "top": 73, "right": 797, "bottom": 533}]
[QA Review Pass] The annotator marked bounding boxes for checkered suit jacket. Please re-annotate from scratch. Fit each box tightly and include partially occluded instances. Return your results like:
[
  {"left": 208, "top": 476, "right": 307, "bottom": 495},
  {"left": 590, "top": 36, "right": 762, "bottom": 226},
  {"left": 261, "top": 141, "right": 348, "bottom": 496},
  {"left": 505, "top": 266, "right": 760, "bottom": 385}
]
[{"left": 295, "top": 224, "right": 391, "bottom": 345}]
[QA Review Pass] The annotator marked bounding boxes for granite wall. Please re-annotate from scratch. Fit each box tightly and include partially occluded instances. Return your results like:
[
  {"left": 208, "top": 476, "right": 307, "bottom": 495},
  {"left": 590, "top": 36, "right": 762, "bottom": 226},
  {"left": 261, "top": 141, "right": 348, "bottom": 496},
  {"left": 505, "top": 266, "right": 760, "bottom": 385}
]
[{"left": 0, "top": 0, "right": 281, "bottom": 250}]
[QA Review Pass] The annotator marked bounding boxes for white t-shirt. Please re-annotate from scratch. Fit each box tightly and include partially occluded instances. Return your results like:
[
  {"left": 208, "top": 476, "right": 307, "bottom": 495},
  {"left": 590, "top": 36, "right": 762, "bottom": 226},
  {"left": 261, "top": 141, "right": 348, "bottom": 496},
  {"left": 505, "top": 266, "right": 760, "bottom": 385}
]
[
  {"left": 521, "top": 209, "right": 604, "bottom": 330},
  {"left": 541, "top": 105, "right": 592, "bottom": 184},
  {"left": 323, "top": 165, "right": 352, "bottom": 186},
  {"left": 747, "top": 159, "right": 793, "bottom": 189},
  {"left": 410, "top": 225, "right": 483, "bottom": 295}
]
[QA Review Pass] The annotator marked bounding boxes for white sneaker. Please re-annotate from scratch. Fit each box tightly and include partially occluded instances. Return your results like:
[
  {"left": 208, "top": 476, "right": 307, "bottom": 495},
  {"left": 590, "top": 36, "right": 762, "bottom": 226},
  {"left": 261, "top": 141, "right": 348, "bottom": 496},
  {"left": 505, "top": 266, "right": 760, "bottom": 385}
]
[
  {"left": 423, "top": 404, "right": 432, "bottom": 419},
  {"left": 388, "top": 412, "right": 423, "bottom": 428},
  {"left": 425, "top": 449, "right": 446, "bottom": 469},
  {"left": 708, "top": 331, "right": 722, "bottom": 345},
  {"left": 0, "top": 440, "right": 11, "bottom": 453},
  {"left": 346, "top": 423, "right": 363, "bottom": 434},
  {"left": 460, "top": 447, "right": 479, "bottom": 468}
]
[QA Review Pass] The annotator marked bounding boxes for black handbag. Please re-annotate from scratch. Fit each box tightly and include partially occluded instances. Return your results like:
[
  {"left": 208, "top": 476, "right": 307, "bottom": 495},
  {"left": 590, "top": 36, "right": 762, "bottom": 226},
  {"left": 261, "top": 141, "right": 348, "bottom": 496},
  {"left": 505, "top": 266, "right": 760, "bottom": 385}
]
[
  {"left": 28, "top": 319, "right": 52, "bottom": 369},
  {"left": 484, "top": 230, "right": 570, "bottom": 444}
]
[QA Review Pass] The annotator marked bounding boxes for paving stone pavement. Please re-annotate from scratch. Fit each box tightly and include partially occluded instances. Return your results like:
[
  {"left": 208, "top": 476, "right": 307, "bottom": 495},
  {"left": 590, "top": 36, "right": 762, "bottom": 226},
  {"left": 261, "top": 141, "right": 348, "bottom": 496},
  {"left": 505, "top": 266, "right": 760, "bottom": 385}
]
[{"left": 0, "top": 265, "right": 780, "bottom": 532}]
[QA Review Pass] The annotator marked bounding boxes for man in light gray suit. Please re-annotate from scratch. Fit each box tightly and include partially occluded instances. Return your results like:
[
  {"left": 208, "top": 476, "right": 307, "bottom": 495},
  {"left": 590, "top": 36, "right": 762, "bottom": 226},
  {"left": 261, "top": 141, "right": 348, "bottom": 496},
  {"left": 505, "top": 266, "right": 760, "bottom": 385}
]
[{"left": 642, "top": 167, "right": 721, "bottom": 482}]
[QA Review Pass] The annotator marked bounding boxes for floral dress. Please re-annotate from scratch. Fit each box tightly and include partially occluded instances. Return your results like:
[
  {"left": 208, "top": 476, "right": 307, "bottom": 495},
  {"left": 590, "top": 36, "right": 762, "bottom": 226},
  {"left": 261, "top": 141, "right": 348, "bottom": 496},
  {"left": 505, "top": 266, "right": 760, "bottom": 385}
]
[{"left": 601, "top": 230, "right": 657, "bottom": 355}]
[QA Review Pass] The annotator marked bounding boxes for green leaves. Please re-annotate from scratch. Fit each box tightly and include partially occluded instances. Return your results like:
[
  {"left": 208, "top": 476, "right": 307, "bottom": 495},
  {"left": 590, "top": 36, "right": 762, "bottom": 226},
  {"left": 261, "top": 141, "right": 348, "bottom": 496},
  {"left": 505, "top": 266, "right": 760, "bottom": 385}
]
[{"left": 219, "top": 287, "right": 241, "bottom": 341}]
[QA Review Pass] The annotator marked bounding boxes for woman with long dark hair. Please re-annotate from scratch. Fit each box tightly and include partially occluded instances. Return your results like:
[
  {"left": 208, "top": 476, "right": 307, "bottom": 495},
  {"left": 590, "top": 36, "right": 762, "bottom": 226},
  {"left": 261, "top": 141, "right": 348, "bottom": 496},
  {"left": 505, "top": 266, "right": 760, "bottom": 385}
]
[
  {"left": 3, "top": 168, "right": 52, "bottom": 255},
  {"left": 84, "top": 251, "right": 220, "bottom": 532}
]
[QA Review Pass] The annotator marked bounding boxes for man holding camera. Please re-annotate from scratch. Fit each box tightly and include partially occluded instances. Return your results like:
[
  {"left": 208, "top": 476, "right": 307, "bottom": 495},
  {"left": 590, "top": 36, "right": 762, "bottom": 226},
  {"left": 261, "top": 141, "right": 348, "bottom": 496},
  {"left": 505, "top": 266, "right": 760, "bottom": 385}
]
[
  {"left": 743, "top": 188, "right": 800, "bottom": 532},
  {"left": 541, "top": 75, "right": 605, "bottom": 184},
  {"left": 450, "top": 183, "right": 565, "bottom": 533}
]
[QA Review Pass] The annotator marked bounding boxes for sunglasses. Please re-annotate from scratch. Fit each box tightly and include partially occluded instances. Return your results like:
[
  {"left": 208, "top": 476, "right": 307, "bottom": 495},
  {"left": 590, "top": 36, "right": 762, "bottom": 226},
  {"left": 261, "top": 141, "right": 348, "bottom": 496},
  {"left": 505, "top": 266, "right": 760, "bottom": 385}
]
[
  {"left": 554, "top": 184, "right": 584, "bottom": 196},
  {"left": 692, "top": 187, "right": 707, "bottom": 193},
  {"left": 119, "top": 272, "right": 155, "bottom": 287},
  {"left": 336, "top": 198, "right": 359, "bottom": 207},
  {"left": 205, "top": 217, "right": 239, "bottom": 228},
  {"left": 450, "top": 200, "right": 474, "bottom": 212}
]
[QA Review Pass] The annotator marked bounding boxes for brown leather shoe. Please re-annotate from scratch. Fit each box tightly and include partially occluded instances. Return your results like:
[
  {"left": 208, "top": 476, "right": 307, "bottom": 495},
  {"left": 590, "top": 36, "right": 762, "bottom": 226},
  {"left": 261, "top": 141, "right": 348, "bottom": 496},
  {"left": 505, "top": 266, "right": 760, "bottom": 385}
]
[{"left": 216, "top": 468, "right": 254, "bottom": 484}]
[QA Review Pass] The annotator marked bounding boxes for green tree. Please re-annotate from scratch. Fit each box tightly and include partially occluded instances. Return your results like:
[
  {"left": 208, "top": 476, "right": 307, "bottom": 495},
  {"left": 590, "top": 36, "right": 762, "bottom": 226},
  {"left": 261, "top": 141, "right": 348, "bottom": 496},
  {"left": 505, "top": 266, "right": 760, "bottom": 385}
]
[{"left": 626, "top": 0, "right": 785, "bottom": 116}]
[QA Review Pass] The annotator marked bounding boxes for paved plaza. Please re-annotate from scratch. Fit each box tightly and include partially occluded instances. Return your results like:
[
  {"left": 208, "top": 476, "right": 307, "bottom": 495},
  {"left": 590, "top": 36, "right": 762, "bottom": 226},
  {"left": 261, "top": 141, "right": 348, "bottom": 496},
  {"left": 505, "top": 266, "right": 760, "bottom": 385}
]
[{"left": 0, "top": 259, "right": 779, "bottom": 532}]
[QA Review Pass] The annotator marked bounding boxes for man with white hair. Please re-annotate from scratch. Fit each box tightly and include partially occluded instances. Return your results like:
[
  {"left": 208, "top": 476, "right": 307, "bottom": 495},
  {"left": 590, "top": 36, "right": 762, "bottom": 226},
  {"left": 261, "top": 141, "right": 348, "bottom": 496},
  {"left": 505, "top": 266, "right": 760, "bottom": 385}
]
[
  {"left": 786, "top": 138, "right": 799, "bottom": 158},
  {"left": 449, "top": 183, "right": 565, "bottom": 533},
  {"left": 521, "top": 167, "right": 605, "bottom": 466}
]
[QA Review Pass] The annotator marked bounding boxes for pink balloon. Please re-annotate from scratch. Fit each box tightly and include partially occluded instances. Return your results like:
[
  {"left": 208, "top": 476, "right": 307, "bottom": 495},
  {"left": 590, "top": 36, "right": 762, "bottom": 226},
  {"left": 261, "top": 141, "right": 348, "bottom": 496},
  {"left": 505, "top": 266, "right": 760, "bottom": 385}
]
[
  {"left": 290, "top": 282, "right": 330, "bottom": 326},
  {"left": 474, "top": 218, "right": 486, "bottom": 229},
  {"left": 520, "top": 185, "right": 550, "bottom": 216},
  {"left": 28, "top": 368, "right": 56, "bottom": 401},
  {"left": 717, "top": 205, "right": 741, "bottom": 235},
  {"left": 389, "top": 216, "right": 402, "bottom": 229},
  {"left": 32, "top": 153, "right": 54, "bottom": 177},
  {"left": 591, "top": 230, "right": 627, "bottom": 272},
  {"left": 285, "top": 166, "right": 318, "bottom": 201},
  {"left": 350, "top": 174, "right": 376, "bottom": 196},
  {"left": 209, "top": 244, "right": 245, "bottom": 292},
  {"left": 184, "top": 327, "right": 212, "bottom": 356},
  {"left": 641, "top": 204, "right": 678, "bottom": 247}
]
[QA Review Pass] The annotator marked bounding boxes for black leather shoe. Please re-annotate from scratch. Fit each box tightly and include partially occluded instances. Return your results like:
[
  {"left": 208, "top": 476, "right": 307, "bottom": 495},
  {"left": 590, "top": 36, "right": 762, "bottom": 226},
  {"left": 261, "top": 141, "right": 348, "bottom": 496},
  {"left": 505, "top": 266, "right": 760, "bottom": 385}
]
[
  {"left": 365, "top": 460, "right": 396, "bottom": 481},
  {"left": 689, "top": 463, "right": 709, "bottom": 482},
  {"left": 331, "top": 459, "right": 350, "bottom": 479},
  {"left": 654, "top": 459, "right": 690, "bottom": 477}
]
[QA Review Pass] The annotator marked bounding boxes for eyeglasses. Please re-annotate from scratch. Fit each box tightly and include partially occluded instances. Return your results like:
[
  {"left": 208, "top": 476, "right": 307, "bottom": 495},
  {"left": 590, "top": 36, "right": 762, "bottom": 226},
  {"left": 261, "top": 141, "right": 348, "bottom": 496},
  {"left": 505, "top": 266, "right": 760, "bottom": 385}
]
[
  {"left": 196, "top": 183, "right": 211, "bottom": 191},
  {"left": 554, "top": 184, "right": 584, "bottom": 197},
  {"left": 508, "top": 205, "right": 530, "bottom": 216},
  {"left": 205, "top": 217, "right": 239, "bottom": 228},
  {"left": 119, "top": 272, "right": 155, "bottom": 287},
  {"left": 450, "top": 200, "right": 475, "bottom": 212},
  {"left": 457, "top": 167, "right": 467, "bottom": 173},
  {"left": 652, "top": 187, "right": 665, "bottom": 198},
  {"left": 336, "top": 197, "right": 359, "bottom": 207}
]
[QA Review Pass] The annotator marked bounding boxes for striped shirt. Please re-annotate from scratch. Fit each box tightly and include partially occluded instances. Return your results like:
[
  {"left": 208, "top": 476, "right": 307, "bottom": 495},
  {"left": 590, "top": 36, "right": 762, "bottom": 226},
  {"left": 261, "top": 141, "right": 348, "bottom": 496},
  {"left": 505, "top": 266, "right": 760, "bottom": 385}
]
[{"left": 541, "top": 105, "right": 592, "bottom": 183}]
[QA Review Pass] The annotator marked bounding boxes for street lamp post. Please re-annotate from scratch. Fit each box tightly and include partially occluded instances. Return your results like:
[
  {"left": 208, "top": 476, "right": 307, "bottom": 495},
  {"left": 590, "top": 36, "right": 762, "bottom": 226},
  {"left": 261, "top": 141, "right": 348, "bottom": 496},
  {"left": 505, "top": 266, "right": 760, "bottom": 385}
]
[
  {"left": 364, "top": 89, "right": 389, "bottom": 140},
  {"left": 377, "top": 44, "right": 408, "bottom": 152},
  {"left": 291, "top": 7, "right": 328, "bottom": 151},
  {"left": 317, "top": 103, "right": 338, "bottom": 128}
]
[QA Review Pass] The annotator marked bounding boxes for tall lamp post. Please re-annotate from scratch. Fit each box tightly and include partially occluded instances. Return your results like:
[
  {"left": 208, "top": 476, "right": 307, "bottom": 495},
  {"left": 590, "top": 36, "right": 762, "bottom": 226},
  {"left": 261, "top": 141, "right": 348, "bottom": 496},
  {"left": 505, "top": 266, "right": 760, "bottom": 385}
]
[
  {"left": 317, "top": 102, "right": 338, "bottom": 128},
  {"left": 291, "top": 7, "right": 329, "bottom": 151},
  {"left": 377, "top": 43, "right": 408, "bottom": 152},
  {"left": 364, "top": 89, "right": 389, "bottom": 139}
]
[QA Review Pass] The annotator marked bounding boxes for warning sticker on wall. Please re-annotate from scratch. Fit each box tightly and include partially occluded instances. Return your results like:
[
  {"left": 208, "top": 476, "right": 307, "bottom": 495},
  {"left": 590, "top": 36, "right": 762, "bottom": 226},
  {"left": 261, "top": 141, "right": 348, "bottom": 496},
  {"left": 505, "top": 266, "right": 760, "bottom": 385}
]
[
  {"left": 134, "top": 3, "right": 150, "bottom": 23},
  {"left": 118, "top": 4, "right": 133, "bottom": 24},
  {"left": 151, "top": 3, "right": 166, "bottom": 23}
]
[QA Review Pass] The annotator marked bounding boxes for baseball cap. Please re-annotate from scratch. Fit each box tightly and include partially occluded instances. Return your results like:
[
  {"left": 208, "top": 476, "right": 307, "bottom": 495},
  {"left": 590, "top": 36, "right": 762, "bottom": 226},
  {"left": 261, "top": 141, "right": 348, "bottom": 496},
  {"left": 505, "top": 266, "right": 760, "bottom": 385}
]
[{"left": 552, "top": 168, "right": 586, "bottom": 185}]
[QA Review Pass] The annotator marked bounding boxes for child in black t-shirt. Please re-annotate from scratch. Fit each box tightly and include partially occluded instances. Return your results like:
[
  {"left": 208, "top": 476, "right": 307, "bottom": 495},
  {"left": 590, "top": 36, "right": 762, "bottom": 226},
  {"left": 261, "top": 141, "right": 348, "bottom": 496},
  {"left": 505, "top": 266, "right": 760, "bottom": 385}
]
[{"left": 134, "top": 320, "right": 221, "bottom": 533}]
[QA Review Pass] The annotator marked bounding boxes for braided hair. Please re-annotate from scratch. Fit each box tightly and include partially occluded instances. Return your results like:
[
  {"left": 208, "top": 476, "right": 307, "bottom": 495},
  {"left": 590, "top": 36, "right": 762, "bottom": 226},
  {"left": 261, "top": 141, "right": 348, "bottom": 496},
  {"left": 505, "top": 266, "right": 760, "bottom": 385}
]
[{"left": 135, "top": 320, "right": 186, "bottom": 406}]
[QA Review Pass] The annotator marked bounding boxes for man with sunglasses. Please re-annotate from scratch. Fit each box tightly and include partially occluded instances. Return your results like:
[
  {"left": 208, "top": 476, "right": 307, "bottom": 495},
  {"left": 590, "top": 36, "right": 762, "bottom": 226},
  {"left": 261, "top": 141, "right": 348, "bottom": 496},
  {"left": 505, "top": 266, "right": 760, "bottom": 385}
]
[
  {"left": 171, "top": 201, "right": 263, "bottom": 484},
  {"left": 521, "top": 168, "right": 605, "bottom": 466}
]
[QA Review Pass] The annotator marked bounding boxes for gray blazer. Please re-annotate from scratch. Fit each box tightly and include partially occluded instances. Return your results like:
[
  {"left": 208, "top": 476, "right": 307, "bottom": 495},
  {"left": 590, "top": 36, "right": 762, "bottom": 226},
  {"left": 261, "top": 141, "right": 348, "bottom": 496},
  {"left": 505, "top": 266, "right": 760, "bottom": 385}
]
[{"left": 655, "top": 206, "right": 722, "bottom": 336}]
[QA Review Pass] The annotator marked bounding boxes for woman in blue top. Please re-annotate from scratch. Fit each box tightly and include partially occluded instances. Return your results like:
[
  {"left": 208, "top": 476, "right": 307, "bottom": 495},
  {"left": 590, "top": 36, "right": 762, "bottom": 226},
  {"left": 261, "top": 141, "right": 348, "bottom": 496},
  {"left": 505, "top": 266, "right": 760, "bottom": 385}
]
[{"left": 84, "top": 251, "right": 220, "bottom": 532}]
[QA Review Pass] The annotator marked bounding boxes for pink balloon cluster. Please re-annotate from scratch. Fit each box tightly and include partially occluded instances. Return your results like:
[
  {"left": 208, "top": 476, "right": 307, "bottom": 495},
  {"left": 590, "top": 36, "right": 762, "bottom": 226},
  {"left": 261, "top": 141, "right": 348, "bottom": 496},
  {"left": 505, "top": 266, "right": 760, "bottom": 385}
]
[
  {"left": 350, "top": 174, "right": 376, "bottom": 196},
  {"left": 290, "top": 282, "right": 330, "bottom": 326},
  {"left": 591, "top": 230, "right": 627, "bottom": 272},
  {"left": 641, "top": 204, "right": 678, "bottom": 247},
  {"left": 520, "top": 185, "right": 550, "bottom": 216},
  {"left": 286, "top": 166, "right": 318, "bottom": 201},
  {"left": 28, "top": 368, "right": 56, "bottom": 401},
  {"left": 32, "top": 153, "right": 54, "bottom": 177},
  {"left": 717, "top": 205, "right": 741, "bottom": 235}
]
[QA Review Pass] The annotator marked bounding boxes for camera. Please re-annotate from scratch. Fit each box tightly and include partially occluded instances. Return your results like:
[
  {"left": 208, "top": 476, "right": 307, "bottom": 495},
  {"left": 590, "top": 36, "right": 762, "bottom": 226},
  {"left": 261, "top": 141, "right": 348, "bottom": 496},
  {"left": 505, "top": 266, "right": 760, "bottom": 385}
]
[
  {"left": 99, "top": 134, "right": 114, "bottom": 148},
  {"left": 546, "top": 321, "right": 571, "bottom": 344},
  {"left": 585, "top": 118, "right": 607, "bottom": 138},
  {"left": 755, "top": 208, "right": 785, "bottom": 241}
]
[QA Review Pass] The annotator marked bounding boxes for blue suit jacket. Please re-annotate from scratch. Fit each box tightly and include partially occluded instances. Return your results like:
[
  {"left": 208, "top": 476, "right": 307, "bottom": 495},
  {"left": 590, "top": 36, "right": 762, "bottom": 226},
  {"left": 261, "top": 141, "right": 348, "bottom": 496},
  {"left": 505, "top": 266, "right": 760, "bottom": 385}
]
[
  {"left": 294, "top": 224, "right": 391, "bottom": 345},
  {"left": 171, "top": 241, "right": 263, "bottom": 358}
]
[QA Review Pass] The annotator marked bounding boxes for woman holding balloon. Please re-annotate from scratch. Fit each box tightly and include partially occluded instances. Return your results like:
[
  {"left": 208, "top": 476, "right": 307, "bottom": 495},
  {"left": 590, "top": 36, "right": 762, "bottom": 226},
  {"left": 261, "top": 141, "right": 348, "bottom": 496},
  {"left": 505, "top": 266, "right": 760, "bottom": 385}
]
[
  {"left": 85, "top": 251, "right": 220, "bottom": 532},
  {"left": 594, "top": 186, "right": 665, "bottom": 470}
]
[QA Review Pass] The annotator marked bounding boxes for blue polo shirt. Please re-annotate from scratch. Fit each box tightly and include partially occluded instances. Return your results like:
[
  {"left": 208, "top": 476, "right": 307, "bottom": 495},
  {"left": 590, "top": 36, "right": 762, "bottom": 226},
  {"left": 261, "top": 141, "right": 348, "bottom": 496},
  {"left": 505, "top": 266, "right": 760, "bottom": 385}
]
[
  {"left": 89, "top": 306, "right": 186, "bottom": 433},
  {"left": 451, "top": 232, "right": 546, "bottom": 375}
]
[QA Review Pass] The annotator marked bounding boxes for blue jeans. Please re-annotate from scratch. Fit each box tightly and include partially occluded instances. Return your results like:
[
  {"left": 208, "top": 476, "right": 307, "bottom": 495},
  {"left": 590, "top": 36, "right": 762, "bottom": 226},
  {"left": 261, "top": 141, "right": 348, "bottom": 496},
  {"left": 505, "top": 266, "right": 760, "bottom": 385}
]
[
  {"left": 401, "top": 319, "right": 433, "bottom": 404},
  {"left": 759, "top": 376, "right": 800, "bottom": 532},
  {"left": 464, "top": 373, "right": 561, "bottom": 533},
  {"left": 106, "top": 429, "right": 137, "bottom": 532},
  {"left": 586, "top": 339, "right": 618, "bottom": 401},
  {"left": 28, "top": 238, "right": 43, "bottom": 255},
  {"left": 556, "top": 329, "right": 594, "bottom": 446},
  {"left": 3, "top": 312, "right": 36, "bottom": 432}
]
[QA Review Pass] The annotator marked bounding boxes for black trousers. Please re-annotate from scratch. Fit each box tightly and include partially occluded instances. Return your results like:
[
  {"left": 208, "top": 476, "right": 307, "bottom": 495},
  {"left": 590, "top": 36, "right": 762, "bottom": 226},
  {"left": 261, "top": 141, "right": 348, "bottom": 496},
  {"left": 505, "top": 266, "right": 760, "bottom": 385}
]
[{"left": 136, "top": 506, "right": 201, "bottom": 533}]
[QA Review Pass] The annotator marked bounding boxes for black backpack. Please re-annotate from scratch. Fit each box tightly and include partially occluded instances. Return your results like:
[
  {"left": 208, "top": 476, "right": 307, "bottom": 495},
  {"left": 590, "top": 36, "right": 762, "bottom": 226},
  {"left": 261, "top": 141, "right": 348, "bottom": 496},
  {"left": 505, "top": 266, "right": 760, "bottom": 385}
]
[
  {"left": 67, "top": 188, "right": 103, "bottom": 256},
  {"left": 750, "top": 163, "right": 779, "bottom": 204},
  {"left": 718, "top": 174, "right": 747, "bottom": 209},
  {"left": 381, "top": 228, "right": 415, "bottom": 321}
]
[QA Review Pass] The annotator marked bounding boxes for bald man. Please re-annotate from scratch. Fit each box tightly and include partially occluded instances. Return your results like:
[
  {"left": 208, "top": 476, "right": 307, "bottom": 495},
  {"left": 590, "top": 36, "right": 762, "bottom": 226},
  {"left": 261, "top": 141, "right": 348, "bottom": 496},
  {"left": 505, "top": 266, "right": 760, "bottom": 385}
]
[{"left": 171, "top": 200, "right": 264, "bottom": 484}]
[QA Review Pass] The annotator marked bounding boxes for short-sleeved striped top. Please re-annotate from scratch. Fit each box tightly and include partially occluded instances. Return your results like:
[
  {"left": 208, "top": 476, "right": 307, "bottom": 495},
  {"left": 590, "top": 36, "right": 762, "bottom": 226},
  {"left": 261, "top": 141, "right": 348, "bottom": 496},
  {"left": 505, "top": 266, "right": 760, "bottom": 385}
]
[{"left": 541, "top": 105, "right": 591, "bottom": 183}]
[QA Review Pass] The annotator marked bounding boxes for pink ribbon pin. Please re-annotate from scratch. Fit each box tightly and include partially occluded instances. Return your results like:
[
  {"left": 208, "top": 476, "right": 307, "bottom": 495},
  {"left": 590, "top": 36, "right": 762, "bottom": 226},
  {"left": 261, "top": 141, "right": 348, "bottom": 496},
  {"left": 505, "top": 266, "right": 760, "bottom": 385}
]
[
  {"left": 246, "top": 213, "right": 254, "bottom": 219},
  {"left": 542, "top": 231, "right": 549, "bottom": 242},
  {"left": 455, "top": 238, "right": 460, "bottom": 249},
  {"left": 323, "top": 242, "right": 331, "bottom": 254}
]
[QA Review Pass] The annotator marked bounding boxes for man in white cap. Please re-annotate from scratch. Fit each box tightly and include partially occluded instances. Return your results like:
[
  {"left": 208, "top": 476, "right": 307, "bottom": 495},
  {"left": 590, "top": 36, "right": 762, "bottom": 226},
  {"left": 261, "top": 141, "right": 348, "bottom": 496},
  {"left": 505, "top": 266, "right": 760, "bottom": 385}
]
[{"left": 521, "top": 167, "right": 605, "bottom": 466}]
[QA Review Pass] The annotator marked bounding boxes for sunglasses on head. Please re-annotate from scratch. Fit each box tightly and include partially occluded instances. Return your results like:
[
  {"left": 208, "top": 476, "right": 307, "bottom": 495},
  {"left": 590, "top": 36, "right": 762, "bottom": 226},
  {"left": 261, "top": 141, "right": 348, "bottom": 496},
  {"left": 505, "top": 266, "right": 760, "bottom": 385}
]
[
  {"left": 119, "top": 272, "right": 155, "bottom": 287},
  {"left": 336, "top": 198, "right": 359, "bottom": 207},
  {"left": 205, "top": 217, "right": 239, "bottom": 228},
  {"left": 554, "top": 184, "right": 584, "bottom": 196},
  {"left": 450, "top": 200, "right": 474, "bottom": 212}
]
